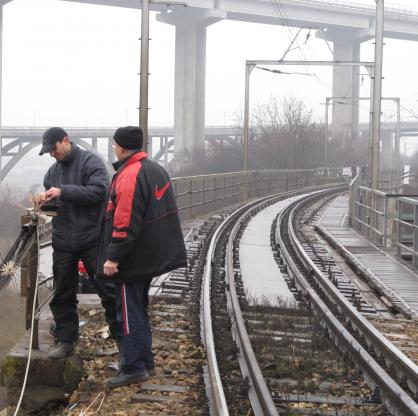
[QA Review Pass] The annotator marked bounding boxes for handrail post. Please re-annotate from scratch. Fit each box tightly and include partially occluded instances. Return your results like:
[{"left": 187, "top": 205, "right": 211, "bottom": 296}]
[
  {"left": 189, "top": 179, "right": 193, "bottom": 219},
  {"left": 414, "top": 204, "right": 418, "bottom": 267},
  {"left": 21, "top": 214, "right": 39, "bottom": 350},
  {"left": 383, "top": 194, "right": 388, "bottom": 247},
  {"left": 397, "top": 199, "right": 401, "bottom": 257}
]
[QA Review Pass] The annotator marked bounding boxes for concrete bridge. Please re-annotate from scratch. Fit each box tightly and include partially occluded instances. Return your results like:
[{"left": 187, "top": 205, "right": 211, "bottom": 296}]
[
  {"left": 0, "top": 125, "right": 243, "bottom": 181},
  {"left": 0, "top": 0, "right": 417, "bottom": 160},
  {"left": 3, "top": 120, "right": 418, "bottom": 182}
]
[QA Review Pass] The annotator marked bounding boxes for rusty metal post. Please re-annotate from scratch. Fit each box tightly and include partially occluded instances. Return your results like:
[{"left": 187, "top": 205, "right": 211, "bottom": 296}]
[
  {"left": 21, "top": 214, "right": 39, "bottom": 349},
  {"left": 26, "top": 239, "right": 39, "bottom": 349},
  {"left": 414, "top": 204, "right": 418, "bottom": 267},
  {"left": 189, "top": 179, "right": 193, "bottom": 219}
]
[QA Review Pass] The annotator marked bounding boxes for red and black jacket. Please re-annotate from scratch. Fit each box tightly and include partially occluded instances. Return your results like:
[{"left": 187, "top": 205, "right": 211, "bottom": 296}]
[{"left": 96, "top": 151, "right": 187, "bottom": 283}]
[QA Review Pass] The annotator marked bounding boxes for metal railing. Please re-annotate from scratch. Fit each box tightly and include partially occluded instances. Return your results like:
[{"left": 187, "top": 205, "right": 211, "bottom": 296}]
[
  {"left": 0, "top": 168, "right": 345, "bottom": 352},
  {"left": 395, "top": 197, "right": 418, "bottom": 267},
  {"left": 172, "top": 168, "right": 344, "bottom": 221},
  {"left": 293, "top": 0, "right": 418, "bottom": 17},
  {"left": 350, "top": 185, "right": 399, "bottom": 247}
]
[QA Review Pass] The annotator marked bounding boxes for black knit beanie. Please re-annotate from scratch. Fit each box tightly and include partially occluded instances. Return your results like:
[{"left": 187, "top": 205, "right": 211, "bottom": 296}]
[{"left": 113, "top": 126, "right": 143, "bottom": 150}]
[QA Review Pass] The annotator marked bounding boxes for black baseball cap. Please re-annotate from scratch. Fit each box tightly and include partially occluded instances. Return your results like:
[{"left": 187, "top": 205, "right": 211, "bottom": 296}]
[{"left": 39, "top": 127, "right": 68, "bottom": 155}]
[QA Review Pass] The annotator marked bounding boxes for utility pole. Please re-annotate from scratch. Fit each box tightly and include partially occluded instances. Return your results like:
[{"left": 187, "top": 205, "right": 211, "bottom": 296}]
[
  {"left": 243, "top": 63, "right": 254, "bottom": 172},
  {"left": 395, "top": 97, "right": 400, "bottom": 193},
  {"left": 139, "top": 0, "right": 150, "bottom": 153},
  {"left": 370, "top": 0, "right": 385, "bottom": 189},
  {"left": 139, "top": 0, "right": 188, "bottom": 155},
  {"left": 324, "top": 98, "right": 330, "bottom": 167}
]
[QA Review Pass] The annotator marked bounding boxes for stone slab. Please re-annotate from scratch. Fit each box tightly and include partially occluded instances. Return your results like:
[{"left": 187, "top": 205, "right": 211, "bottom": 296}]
[{"left": 131, "top": 393, "right": 183, "bottom": 404}]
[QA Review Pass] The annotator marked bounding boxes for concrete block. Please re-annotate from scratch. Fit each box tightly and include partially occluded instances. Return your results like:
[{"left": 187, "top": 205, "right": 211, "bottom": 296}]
[{"left": 1, "top": 347, "right": 83, "bottom": 415}]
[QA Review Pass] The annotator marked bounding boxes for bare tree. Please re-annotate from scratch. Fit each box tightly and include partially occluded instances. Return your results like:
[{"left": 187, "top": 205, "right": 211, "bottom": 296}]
[
  {"left": 171, "top": 95, "right": 368, "bottom": 176},
  {"left": 251, "top": 96, "right": 323, "bottom": 169}
]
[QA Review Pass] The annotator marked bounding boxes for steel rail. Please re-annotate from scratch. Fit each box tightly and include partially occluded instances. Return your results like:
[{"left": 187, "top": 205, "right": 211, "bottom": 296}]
[
  {"left": 202, "top": 193, "right": 278, "bottom": 415},
  {"left": 295, "top": 197, "right": 418, "bottom": 397},
  {"left": 315, "top": 225, "right": 417, "bottom": 320},
  {"left": 225, "top": 202, "right": 280, "bottom": 416},
  {"left": 201, "top": 211, "right": 233, "bottom": 416},
  {"left": 277, "top": 189, "right": 418, "bottom": 416},
  {"left": 202, "top": 182, "right": 344, "bottom": 415}
]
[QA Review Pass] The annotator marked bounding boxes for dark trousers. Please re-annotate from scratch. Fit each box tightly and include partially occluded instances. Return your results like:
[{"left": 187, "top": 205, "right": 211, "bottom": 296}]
[
  {"left": 50, "top": 246, "right": 120, "bottom": 343},
  {"left": 116, "top": 279, "right": 154, "bottom": 374}
]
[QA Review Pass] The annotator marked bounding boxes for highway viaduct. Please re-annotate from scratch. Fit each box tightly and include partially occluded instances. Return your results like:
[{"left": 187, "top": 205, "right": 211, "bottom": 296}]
[
  {"left": 2, "top": 121, "right": 418, "bottom": 182},
  {"left": 1, "top": 0, "right": 418, "bottom": 160}
]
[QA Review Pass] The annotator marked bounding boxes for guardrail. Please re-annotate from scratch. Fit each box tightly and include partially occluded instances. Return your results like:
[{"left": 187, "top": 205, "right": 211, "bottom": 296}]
[
  {"left": 296, "top": 0, "right": 418, "bottom": 17},
  {"left": 350, "top": 185, "right": 399, "bottom": 247},
  {"left": 173, "top": 168, "right": 344, "bottom": 221},
  {"left": 0, "top": 168, "right": 345, "bottom": 352},
  {"left": 350, "top": 179, "right": 418, "bottom": 252},
  {"left": 395, "top": 197, "right": 418, "bottom": 267}
]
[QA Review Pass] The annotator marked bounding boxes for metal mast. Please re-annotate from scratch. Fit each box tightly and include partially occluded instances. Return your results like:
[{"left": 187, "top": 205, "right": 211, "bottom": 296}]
[
  {"left": 370, "top": 0, "right": 385, "bottom": 189},
  {"left": 139, "top": 0, "right": 150, "bottom": 153}
]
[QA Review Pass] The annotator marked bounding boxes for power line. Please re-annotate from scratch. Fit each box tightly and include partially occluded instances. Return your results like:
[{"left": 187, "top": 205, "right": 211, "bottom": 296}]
[
  {"left": 400, "top": 104, "right": 418, "bottom": 119},
  {"left": 256, "top": 66, "right": 313, "bottom": 76}
]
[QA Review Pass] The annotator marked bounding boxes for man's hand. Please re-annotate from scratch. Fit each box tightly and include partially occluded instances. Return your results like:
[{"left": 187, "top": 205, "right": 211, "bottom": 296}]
[
  {"left": 103, "top": 260, "right": 119, "bottom": 277},
  {"left": 40, "top": 187, "right": 61, "bottom": 204},
  {"left": 45, "top": 187, "right": 61, "bottom": 200}
]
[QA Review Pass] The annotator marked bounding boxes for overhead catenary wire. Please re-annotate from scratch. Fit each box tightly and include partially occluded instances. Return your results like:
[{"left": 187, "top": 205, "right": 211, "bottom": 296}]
[
  {"left": 271, "top": 0, "right": 371, "bottom": 99},
  {"left": 255, "top": 65, "right": 313, "bottom": 76},
  {"left": 270, "top": 0, "right": 344, "bottom": 92},
  {"left": 400, "top": 104, "right": 418, "bottom": 119}
]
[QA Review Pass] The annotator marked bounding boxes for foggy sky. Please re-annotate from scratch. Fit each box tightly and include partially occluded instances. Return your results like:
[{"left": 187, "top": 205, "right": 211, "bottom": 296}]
[{"left": 3, "top": 0, "right": 418, "bottom": 188}]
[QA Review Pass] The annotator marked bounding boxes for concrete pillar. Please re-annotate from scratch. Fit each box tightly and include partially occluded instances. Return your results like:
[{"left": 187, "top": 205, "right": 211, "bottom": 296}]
[
  {"left": 174, "top": 22, "right": 206, "bottom": 158},
  {"left": 320, "top": 28, "right": 370, "bottom": 144},
  {"left": 157, "top": 9, "right": 226, "bottom": 166},
  {"left": 332, "top": 36, "right": 361, "bottom": 141}
]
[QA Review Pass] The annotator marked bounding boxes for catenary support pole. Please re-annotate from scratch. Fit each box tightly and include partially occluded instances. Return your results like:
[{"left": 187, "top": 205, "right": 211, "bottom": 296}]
[
  {"left": 243, "top": 62, "right": 253, "bottom": 172},
  {"left": 0, "top": 6, "right": 3, "bottom": 182},
  {"left": 324, "top": 98, "right": 330, "bottom": 167},
  {"left": 370, "top": 0, "right": 384, "bottom": 189},
  {"left": 396, "top": 98, "right": 400, "bottom": 193},
  {"left": 140, "top": 0, "right": 150, "bottom": 153}
]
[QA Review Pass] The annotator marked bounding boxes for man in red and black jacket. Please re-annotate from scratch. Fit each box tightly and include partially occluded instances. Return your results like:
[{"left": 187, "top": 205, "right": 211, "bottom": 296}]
[{"left": 96, "top": 126, "right": 187, "bottom": 389}]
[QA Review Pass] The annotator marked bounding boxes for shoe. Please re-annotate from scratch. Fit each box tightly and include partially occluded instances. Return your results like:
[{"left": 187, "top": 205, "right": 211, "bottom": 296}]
[
  {"left": 106, "top": 370, "right": 149, "bottom": 389},
  {"left": 48, "top": 342, "right": 74, "bottom": 359}
]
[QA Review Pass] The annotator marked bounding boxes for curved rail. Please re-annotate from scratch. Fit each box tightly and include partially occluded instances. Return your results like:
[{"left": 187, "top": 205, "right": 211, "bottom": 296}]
[
  {"left": 277, "top": 188, "right": 418, "bottom": 416},
  {"left": 202, "top": 193, "right": 278, "bottom": 415},
  {"left": 201, "top": 182, "right": 345, "bottom": 415},
  {"left": 225, "top": 203, "right": 279, "bottom": 416},
  {"left": 201, "top": 216, "right": 230, "bottom": 415}
]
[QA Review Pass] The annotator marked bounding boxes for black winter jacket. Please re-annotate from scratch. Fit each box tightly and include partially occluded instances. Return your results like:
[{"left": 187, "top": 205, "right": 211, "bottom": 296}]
[
  {"left": 96, "top": 151, "right": 187, "bottom": 284},
  {"left": 43, "top": 145, "right": 109, "bottom": 252}
]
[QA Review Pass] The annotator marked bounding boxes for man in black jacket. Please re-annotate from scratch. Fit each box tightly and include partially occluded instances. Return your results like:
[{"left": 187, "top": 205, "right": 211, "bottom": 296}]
[
  {"left": 96, "top": 126, "right": 187, "bottom": 389},
  {"left": 39, "top": 127, "right": 119, "bottom": 358}
]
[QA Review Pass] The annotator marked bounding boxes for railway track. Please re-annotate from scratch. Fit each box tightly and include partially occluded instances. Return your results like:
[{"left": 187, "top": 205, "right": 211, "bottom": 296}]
[
  {"left": 275, "top": 189, "right": 418, "bottom": 416},
  {"left": 202, "top": 185, "right": 418, "bottom": 415},
  {"left": 41, "top": 184, "right": 418, "bottom": 415}
]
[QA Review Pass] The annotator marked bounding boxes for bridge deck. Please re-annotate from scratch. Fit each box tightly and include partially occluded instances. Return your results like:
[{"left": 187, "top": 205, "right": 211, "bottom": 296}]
[{"left": 320, "top": 195, "right": 418, "bottom": 315}]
